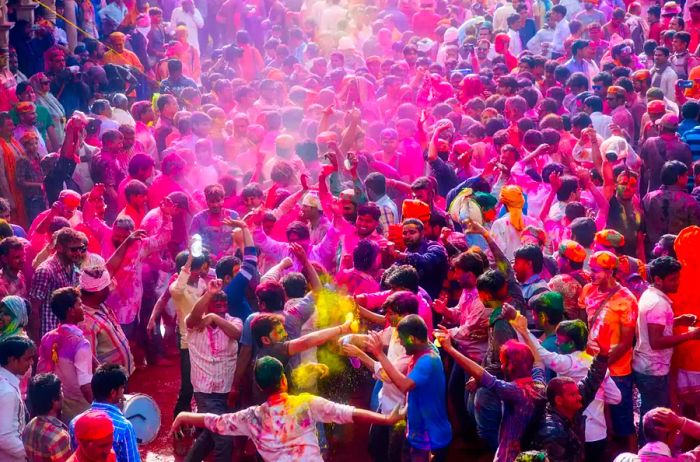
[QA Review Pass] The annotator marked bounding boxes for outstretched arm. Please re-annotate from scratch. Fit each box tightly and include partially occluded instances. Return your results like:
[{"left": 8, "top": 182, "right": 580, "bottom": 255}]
[
  {"left": 434, "top": 325, "right": 485, "bottom": 382},
  {"left": 288, "top": 320, "right": 352, "bottom": 356}
]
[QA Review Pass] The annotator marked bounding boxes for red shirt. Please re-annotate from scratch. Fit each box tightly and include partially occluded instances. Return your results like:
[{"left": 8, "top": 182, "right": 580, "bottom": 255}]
[{"left": 412, "top": 10, "right": 441, "bottom": 39}]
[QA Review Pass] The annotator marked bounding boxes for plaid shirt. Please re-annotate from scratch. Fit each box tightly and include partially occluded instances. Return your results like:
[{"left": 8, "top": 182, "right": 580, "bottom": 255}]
[
  {"left": 29, "top": 256, "right": 81, "bottom": 336},
  {"left": 22, "top": 415, "right": 72, "bottom": 462},
  {"left": 79, "top": 304, "right": 134, "bottom": 376}
]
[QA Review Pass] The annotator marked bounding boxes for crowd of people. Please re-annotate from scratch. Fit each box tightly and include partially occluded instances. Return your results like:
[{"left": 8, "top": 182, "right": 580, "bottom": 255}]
[{"left": 3, "top": 0, "right": 700, "bottom": 460}]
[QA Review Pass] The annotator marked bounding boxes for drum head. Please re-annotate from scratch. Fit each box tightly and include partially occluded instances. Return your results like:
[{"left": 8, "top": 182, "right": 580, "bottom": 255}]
[{"left": 122, "top": 393, "right": 161, "bottom": 444}]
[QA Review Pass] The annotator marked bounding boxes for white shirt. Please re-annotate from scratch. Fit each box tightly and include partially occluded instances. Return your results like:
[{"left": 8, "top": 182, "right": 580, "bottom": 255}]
[
  {"left": 552, "top": 18, "right": 571, "bottom": 54},
  {"left": 374, "top": 327, "right": 410, "bottom": 414},
  {"left": 0, "top": 366, "right": 26, "bottom": 461},
  {"left": 492, "top": 3, "right": 516, "bottom": 33},
  {"left": 651, "top": 65, "right": 679, "bottom": 103},
  {"left": 590, "top": 112, "right": 613, "bottom": 140},
  {"left": 170, "top": 7, "right": 205, "bottom": 51},
  {"left": 490, "top": 214, "right": 543, "bottom": 261},
  {"left": 187, "top": 314, "right": 242, "bottom": 393},
  {"left": 526, "top": 28, "right": 554, "bottom": 57},
  {"left": 522, "top": 334, "right": 621, "bottom": 442},
  {"left": 633, "top": 286, "right": 675, "bottom": 376},
  {"left": 507, "top": 29, "right": 522, "bottom": 56},
  {"left": 560, "top": 0, "right": 582, "bottom": 19},
  {"left": 319, "top": 4, "right": 348, "bottom": 33}
]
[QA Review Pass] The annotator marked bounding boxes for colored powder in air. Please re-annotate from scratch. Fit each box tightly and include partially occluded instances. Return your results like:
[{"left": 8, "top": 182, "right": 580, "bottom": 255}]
[
  {"left": 315, "top": 288, "right": 357, "bottom": 330},
  {"left": 291, "top": 362, "right": 329, "bottom": 390}
]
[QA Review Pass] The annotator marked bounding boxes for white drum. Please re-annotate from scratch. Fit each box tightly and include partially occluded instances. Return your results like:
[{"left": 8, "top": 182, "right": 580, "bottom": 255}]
[{"left": 122, "top": 393, "right": 161, "bottom": 444}]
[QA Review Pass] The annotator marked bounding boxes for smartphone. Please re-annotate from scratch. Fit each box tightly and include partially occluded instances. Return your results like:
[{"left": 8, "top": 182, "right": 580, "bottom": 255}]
[{"left": 679, "top": 80, "right": 694, "bottom": 89}]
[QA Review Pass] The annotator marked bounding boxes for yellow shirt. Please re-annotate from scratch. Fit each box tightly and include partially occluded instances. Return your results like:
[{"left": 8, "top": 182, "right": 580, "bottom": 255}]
[
  {"left": 169, "top": 267, "right": 206, "bottom": 349},
  {"left": 103, "top": 49, "right": 145, "bottom": 72}
]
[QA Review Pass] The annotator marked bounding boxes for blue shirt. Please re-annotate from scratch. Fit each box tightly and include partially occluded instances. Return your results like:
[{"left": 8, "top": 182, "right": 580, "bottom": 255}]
[
  {"left": 224, "top": 246, "right": 257, "bottom": 321},
  {"left": 406, "top": 346, "right": 452, "bottom": 450},
  {"left": 70, "top": 402, "right": 141, "bottom": 462}
]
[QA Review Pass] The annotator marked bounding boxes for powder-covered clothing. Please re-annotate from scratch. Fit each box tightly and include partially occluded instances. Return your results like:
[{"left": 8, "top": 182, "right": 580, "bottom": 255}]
[
  {"left": 22, "top": 415, "right": 71, "bottom": 462},
  {"left": 204, "top": 393, "right": 355, "bottom": 462},
  {"left": 187, "top": 314, "right": 242, "bottom": 393},
  {"left": 633, "top": 286, "right": 675, "bottom": 376},
  {"left": 79, "top": 304, "right": 133, "bottom": 376}
]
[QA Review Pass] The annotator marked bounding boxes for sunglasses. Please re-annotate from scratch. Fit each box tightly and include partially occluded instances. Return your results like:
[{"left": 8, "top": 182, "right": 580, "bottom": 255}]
[{"left": 69, "top": 245, "right": 88, "bottom": 253}]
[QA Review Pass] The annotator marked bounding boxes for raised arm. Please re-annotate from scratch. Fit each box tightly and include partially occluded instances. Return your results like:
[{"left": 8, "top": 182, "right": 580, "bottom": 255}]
[
  {"left": 106, "top": 230, "right": 147, "bottom": 275},
  {"left": 365, "top": 331, "right": 416, "bottom": 393},
  {"left": 287, "top": 320, "right": 353, "bottom": 356},
  {"left": 434, "top": 325, "right": 485, "bottom": 382},
  {"left": 289, "top": 243, "right": 322, "bottom": 292}
]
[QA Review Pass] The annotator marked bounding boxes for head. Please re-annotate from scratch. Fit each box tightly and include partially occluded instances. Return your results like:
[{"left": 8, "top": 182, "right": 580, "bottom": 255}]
[
  {"left": 111, "top": 217, "right": 135, "bottom": 249},
  {"left": 589, "top": 251, "right": 618, "bottom": 285},
  {"left": 513, "top": 244, "right": 544, "bottom": 283},
  {"left": 353, "top": 239, "right": 381, "bottom": 272},
  {"left": 615, "top": 169, "right": 638, "bottom": 201},
  {"left": 654, "top": 46, "right": 670, "bottom": 67},
  {"left": 548, "top": 376, "right": 584, "bottom": 416},
  {"left": 255, "top": 281, "right": 286, "bottom": 313},
  {"left": 411, "top": 176, "right": 435, "bottom": 205},
  {"left": 27, "top": 373, "right": 62, "bottom": 417},
  {"left": 661, "top": 160, "right": 689, "bottom": 188},
  {"left": 101, "top": 129, "right": 124, "bottom": 153},
  {"left": 0, "top": 335, "right": 35, "bottom": 376},
  {"left": 499, "top": 340, "right": 534, "bottom": 380},
  {"left": 401, "top": 218, "right": 424, "bottom": 251},
  {"left": 91, "top": 363, "right": 128, "bottom": 405},
  {"left": 50, "top": 287, "right": 83, "bottom": 324},
  {"left": 356, "top": 204, "right": 381, "bottom": 238},
  {"left": 252, "top": 313, "right": 287, "bottom": 347},
  {"left": 79, "top": 265, "right": 113, "bottom": 306},
  {"left": 477, "top": 269, "right": 509, "bottom": 305},
  {"left": 530, "top": 291, "right": 564, "bottom": 331},
  {"left": 74, "top": 410, "right": 114, "bottom": 462},
  {"left": 396, "top": 314, "right": 429, "bottom": 354},
  {"left": 555, "top": 319, "right": 588, "bottom": 354},
  {"left": 0, "top": 236, "right": 25, "bottom": 273},
  {"left": 54, "top": 228, "right": 88, "bottom": 266},
  {"left": 204, "top": 184, "right": 225, "bottom": 215},
  {"left": 649, "top": 255, "right": 682, "bottom": 294},
  {"left": 254, "top": 356, "right": 288, "bottom": 396}
]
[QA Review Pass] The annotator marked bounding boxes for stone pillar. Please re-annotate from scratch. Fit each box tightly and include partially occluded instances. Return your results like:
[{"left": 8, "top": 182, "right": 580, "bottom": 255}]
[
  {"left": 14, "top": 0, "right": 38, "bottom": 23},
  {"left": 42, "top": 0, "right": 55, "bottom": 21},
  {"left": 0, "top": 0, "right": 12, "bottom": 71}
]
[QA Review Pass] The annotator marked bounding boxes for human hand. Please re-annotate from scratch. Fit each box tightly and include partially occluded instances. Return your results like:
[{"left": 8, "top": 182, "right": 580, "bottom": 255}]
[
  {"left": 464, "top": 219, "right": 487, "bottom": 236},
  {"left": 608, "top": 122, "right": 622, "bottom": 136},
  {"left": 439, "top": 227, "right": 452, "bottom": 243},
  {"left": 208, "top": 279, "right": 223, "bottom": 295},
  {"left": 651, "top": 407, "right": 685, "bottom": 432},
  {"left": 582, "top": 127, "right": 597, "bottom": 143},
  {"left": 433, "top": 298, "right": 447, "bottom": 315},
  {"left": 341, "top": 343, "right": 364, "bottom": 358},
  {"left": 222, "top": 218, "right": 247, "bottom": 229},
  {"left": 675, "top": 314, "right": 697, "bottom": 327},
  {"left": 434, "top": 325, "right": 454, "bottom": 351},
  {"left": 499, "top": 303, "right": 518, "bottom": 321},
  {"left": 575, "top": 166, "right": 592, "bottom": 187},
  {"left": 596, "top": 323, "right": 613, "bottom": 355},
  {"left": 465, "top": 377, "right": 478, "bottom": 393},
  {"left": 365, "top": 330, "right": 384, "bottom": 357},
  {"left": 549, "top": 170, "right": 563, "bottom": 192},
  {"left": 126, "top": 229, "right": 147, "bottom": 245},
  {"left": 289, "top": 242, "right": 308, "bottom": 263},
  {"left": 280, "top": 256, "right": 294, "bottom": 269},
  {"left": 322, "top": 104, "right": 335, "bottom": 116},
  {"left": 300, "top": 173, "right": 310, "bottom": 191},
  {"left": 387, "top": 404, "right": 407, "bottom": 424},
  {"left": 509, "top": 313, "right": 528, "bottom": 334}
]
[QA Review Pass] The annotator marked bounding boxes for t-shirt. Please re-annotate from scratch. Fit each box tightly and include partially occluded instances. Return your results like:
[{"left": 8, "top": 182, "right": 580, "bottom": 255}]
[
  {"left": 406, "top": 346, "right": 452, "bottom": 450},
  {"left": 632, "top": 287, "right": 675, "bottom": 376}
]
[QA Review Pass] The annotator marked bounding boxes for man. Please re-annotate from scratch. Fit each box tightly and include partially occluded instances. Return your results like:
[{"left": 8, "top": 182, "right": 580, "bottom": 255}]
[
  {"left": 13, "top": 101, "right": 48, "bottom": 157},
  {"left": 578, "top": 251, "right": 638, "bottom": 448},
  {"left": 170, "top": 0, "right": 204, "bottom": 52},
  {"left": 363, "top": 173, "right": 397, "bottom": 236},
  {"left": 548, "top": 240, "right": 591, "bottom": 321},
  {"left": 584, "top": 96, "right": 613, "bottom": 140},
  {"left": 366, "top": 315, "right": 452, "bottom": 461},
  {"left": 29, "top": 228, "right": 86, "bottom": 340},
  {"left": 642, "top": 161, "right": 700, "bottom": 253},
  {"left": 215, "top": 221, "right": 257, "bottom": 322},
  {"left": 102, "top": 33, "right": 144, "bottom": 72},
  {"left": 299, "top": 192, "right": 330, "bottom": 246},
  {"left": 117, "top": 180, "right": 148, "bottom": 228},
  {"left": 564, "top": 40, "right": 599, "bottom": 81},
  {"left": 79, "top": 267, "right": 133, "bottom": 376},
  {"left": 670, "top": 31, "right": 695, "bottom": 80},
  {"left": 0, "top": 336, "right": 35, "bottom": 460},
  {"left": 551, "top": 5, "right": 571, "bottom": 58},
  {"left": 0, "top": 236, "right": 26, "bottom": 298},
  {"left": 604, "top": 167, "right": 644, "bottom": 260},
  {"left": 529, "top": 291, "right": 565, "bottom": 356},
  {"left": 639, "top": 115, "right": 693, "bottom": 195},
  {"left": 574, "top": 0, "right": 606, "bottom": 29},
  {"left": 159, "top": 59, "right": 198, "bottom": 96},
  {"left": 172, "top": 355, "right": 403, "bottom": 462},
  {"left": 69, "top": 410, "right": 116, "bottom": 462},
  {"left": 37, "top": 287, "right": 93, "bottom": 422},
  {"left": 633, "top": 256, "right": 700, "bottom": 442},
  {"left": 183, "top": 279, "right": 242, "bottom": 462},
  {"left": 607, "top": 86, "right": 635, "bottom": 143},
  {"left": 526, "top": 316, "right": 611, "bottom": 462},
  {"left": 390, "top": 218, "right": 448, "bottom": 300},
  {"left": 491, "top": 185, "right": 543, "bottom": 261},
  {"left": 22, "top": 373, "right": 72, "bottom": 462},
  {"left": 513, "top": 244, "right": 549, "bottom": 307},
  {"left": 70, "top": 364, "right": 140, "bottom": 462},
  {"left": 189, "top": 184, "right": 239, "bottom": 259},
  {"left": 153, "top": 94, "right": 179, "bottom": 155},
  {"left": 650, "top": 46, "right": 678, "bottom": 102},
  {"left": 434, "top": 325, "right": 543, "bottom": 462}
]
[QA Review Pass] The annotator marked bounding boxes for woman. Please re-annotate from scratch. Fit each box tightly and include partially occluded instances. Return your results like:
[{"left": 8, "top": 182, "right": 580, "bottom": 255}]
[
  {"left": 0, "top": 295, "right": 29, "bottom": 340},
  {"left": 16, "top": 131, "right": 47, "bottom": 223},
  {"left": 29, "top": 72, "right": 66, "bottom": 145}
]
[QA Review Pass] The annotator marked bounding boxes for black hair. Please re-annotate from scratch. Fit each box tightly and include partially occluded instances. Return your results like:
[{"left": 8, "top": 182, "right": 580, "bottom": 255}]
[
  {"left": 557, "top": 176, "right": 580, "bottom": 202},
  {"left": 570, "top": 217, "right": 596, "bottom": 247},
  {"left": 648, "top": 256, "right": 682, "bottom": 280},
  {"left": 0, "top": 335, "right": 35, "bottom": 366},
  {"left": 281, "top": 272, "right": 307, "bottom": 299},
  {"left": 383, "top": 291, "right": 419, "bottom": 315},
  {"left": 50, "top": 287, "right": 80, "bottom": 322},
  {"left": 661, "top": 160, "right": 688, "bottom": 186},
  {"left": 514, "top": 244, "right": 544, "bottom": 273},
  {"left": 353, "top": 239, "right": 379, "bottom": 272},
  {"left": 174, "top": 251, "right": 210, "bottom": 272},
  {"left": 386, "top": 264, "right": 420, "bottom": 293},
  {"left": 286, "top": 221, "right": 311, "bottom": 241},
  {"left": 396, "top": 314, "right": 428, "bottom": 342},
  {"left": 251, "top": 313, "right": 285, "bottom": 347},
  {"left": 453, "top": 250, "right": 486, "bottom": 277},
  {"left": 91, "top": 364, "right": 128, "bottom": 402},
  {"left": 584, "top": 95, "right": 603, "bottom": 113},
  {"left": 476, "top": 269, "right": 508, "bottom": 298},
  {"left": 215, "top": 255, "right": 242, "bottom": 280},
  {"left": 255, "top": 281, "right": 286, "bottom": 312},
  {"left": 27, "top": 373, "right": 62, "bottom": 416},
  {"left": 547, "top": 376, "right": 577, "bottom": 405},
  {"left": 571, "top": 112, "right": 592, "bottom": 129},
  {"left": 365, "top": 172, "right": 387, "bottom": 197},
  {"left": 357, "top": 203, "right": 382, "bottom": 221}
]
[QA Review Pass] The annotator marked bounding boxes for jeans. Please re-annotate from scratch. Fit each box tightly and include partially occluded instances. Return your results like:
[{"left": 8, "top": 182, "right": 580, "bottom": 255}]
[
  {"left": 174, "top": 347, "right": 193, "bottom": 417},
  {"left": 185, "top": 392, "right": 234, "bottom": 462},
  {"left": 634, "top": 371, "right": 670, "bottom": 445},
  {"left": 610, "top": 374, "right": 635, "bottom": 437},
  {"left": 473, "top": 386, "right": 502, "bottom": 451}
]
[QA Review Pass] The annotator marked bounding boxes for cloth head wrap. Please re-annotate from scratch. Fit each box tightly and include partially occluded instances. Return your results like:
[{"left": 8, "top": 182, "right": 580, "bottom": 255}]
[
  {"left": 301, "top": 192, "right": 322, "bottom": 210},
  {"left": 74, "top": 411, "right": 114, "bottom": 441},
  {"left": 590, "top": 251, "right": 618, "bottom": 270},
  {"left": 499, "top": 185, "right": 525, "bottom": 231},
  {"left": 558, "top": 240, "right": 587, "bottom": 263},
  {"left": 0, "top": 296, "right": 28, "bottom": 340},
  {"left": 402, "top": 199, "right": 431, "bottom": 223},
  {"left": 79, "top": 266, "right": 112, "bottom": 292},
  {"left": 521, "top": 226, "right": 546, "bottom": 246},
  {"left": 339, "top": 189, "right": 357, "bottom": 203},
  {"left": 595, "top": 229, "right": 625, "bottom": 249}
]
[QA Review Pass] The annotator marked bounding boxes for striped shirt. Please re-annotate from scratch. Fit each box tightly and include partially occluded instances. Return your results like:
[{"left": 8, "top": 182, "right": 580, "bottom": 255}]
[
  {"left": 79, "top": 304, "right": 134, "bottom": 376},
  {"left": 70, "top": 402, "right": 141, "bottom": 462},
  {"left": 22, "top": 415, "right": 72, "bottom": 462},
  {"left": 29, "top": 256, "right": 81, "bottom": 336},
  {"left": 187, "top": 314, "right": 242, "bottom": 393}
]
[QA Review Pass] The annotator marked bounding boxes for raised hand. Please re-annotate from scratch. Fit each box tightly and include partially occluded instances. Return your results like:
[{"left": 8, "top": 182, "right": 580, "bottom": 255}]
[
  {"left": 208, "top": 279, "right": 224, "bottom": 294},
  {"left": 434, "top": 325, "right": 453, "bottom": 351},
  {"left": 289, "top": 242, "right": 308, "bottom": 263},
  {"left": 433, "top": 298, "right": 447, "bottom": 315},
  {"left": 126, "top": 229, "right": 147, "bottom": 245},
  {"left": 365, "top": 330, "right": 384, "bottom": 356},
  {"left": 510, "top": 313, "right": 528, "bottom": 334},
  {"left": 464, "top": 219, "right": 487, "bottom": 236}
]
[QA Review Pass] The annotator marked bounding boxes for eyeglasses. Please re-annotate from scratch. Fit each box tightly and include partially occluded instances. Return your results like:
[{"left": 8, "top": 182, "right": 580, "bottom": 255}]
[
  {"left": 40, "top": 80, "right": 50, "bottom": 85},
  {"left": 68, "top": 245, "right": 88, "bottom": 253}
]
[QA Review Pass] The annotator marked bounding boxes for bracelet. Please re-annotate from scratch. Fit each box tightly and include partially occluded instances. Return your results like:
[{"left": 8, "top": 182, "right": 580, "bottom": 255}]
[{"left": 680, "top": 417, "right": 688, "bottom": 433}]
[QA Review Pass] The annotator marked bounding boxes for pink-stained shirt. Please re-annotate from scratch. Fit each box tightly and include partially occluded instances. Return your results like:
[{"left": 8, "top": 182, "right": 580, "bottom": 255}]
[
  {"left": 187, "top": 314, "right": 242, "bottom": 393},
  {"left": 363, "top": 289, "right": 434, "bottom": 338},
  {"left": 203, "top": 393, "right": 355, "bottom": 462},
  {"left": 134, "top": 121, "right": 157, "bottom": 159},
  {"left": 335, "top": 220, "right": 388, "bottom": 266},
  {"left": 147, "top": 173, "right": 186, "bottom": 209},
  {"left": 99, "top": 215, "right": 172, "bottom": 325},
  {"left": 490, "top": 214, "right": 544, "bottom": 261},
  {"left": 447, "top": 287, "right": 490, "bottom": 363},
  {"left": 253, "top": 225, "right": 341, "bottom": 275},
  {"left": 334, "top": 268, "right": 380, "bottom": 296}
]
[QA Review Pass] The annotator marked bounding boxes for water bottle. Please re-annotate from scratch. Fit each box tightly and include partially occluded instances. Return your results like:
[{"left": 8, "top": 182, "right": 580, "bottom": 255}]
[{"left": 191, "top": 234, "right": 203, "bottom": 258}]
